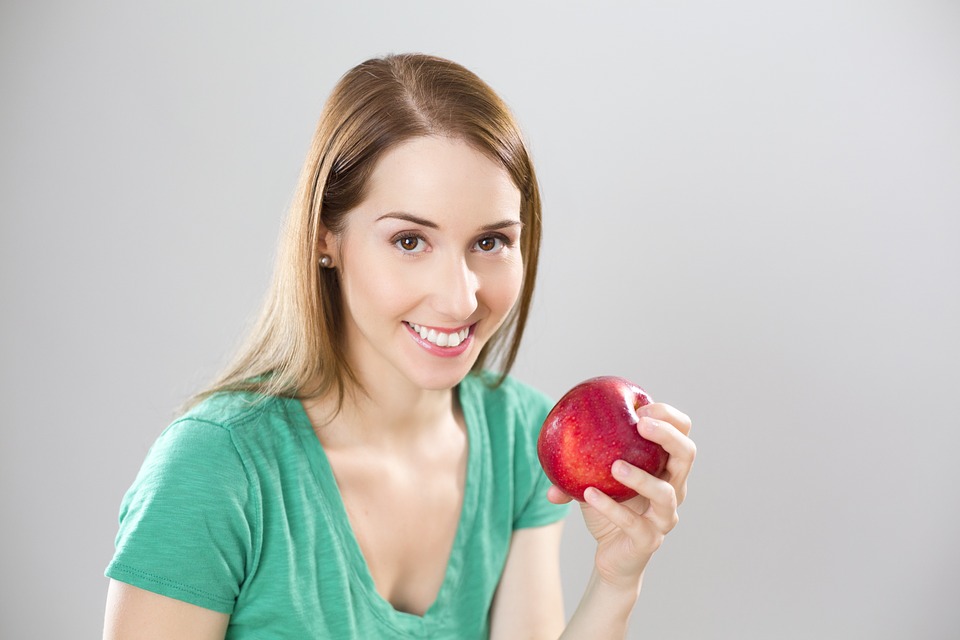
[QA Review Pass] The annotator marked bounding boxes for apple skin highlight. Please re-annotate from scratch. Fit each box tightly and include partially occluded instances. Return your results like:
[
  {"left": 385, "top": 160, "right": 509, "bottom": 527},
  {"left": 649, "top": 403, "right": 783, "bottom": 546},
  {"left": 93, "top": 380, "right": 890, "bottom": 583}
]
[{"left": 537, "top": 376, "right": 669, "bottom": 502}]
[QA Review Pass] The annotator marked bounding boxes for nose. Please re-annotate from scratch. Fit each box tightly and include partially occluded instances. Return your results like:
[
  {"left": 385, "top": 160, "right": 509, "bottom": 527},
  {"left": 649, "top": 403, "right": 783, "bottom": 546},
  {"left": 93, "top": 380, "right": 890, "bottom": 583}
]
[{"left": 430, "top": 253, "right": 479, "bottom": 322}]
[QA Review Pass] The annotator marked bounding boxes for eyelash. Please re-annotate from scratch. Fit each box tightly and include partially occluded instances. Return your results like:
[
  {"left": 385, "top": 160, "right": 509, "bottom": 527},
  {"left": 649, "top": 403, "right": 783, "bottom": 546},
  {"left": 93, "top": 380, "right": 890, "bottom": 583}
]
[{"left": 391, "top": 233, "right": 514, "bottom": 255}]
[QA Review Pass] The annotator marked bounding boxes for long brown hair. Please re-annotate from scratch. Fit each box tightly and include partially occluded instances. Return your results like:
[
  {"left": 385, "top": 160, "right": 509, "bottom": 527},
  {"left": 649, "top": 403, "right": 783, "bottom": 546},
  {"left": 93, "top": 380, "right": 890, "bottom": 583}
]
[{"left": 191, "top": 53, "right": 543, "bottom": 409}]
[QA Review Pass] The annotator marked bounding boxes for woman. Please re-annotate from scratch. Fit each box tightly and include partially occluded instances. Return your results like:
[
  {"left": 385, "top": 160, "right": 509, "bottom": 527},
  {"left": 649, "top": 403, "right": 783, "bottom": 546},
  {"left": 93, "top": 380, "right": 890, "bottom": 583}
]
[{"left": 103, "top": 53, "right": 696, "bottom": 639}]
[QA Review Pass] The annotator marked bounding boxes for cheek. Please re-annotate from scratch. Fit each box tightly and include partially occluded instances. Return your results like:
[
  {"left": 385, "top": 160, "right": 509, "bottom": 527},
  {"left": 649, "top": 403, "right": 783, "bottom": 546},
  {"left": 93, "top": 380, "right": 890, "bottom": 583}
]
[
  {"left": 340, "top": 253, "right": 410, "bottom": 319},
  {"left": 353, "top": 277, "right": 406, "bottom": 318},
  {"left": 489, "top": 260, "right": 525, "bottom": 314}
]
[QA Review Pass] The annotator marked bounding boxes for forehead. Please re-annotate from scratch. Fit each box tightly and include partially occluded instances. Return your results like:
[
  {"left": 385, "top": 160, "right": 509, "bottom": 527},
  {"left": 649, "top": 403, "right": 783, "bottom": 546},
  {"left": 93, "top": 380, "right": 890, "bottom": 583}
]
[{"left": 358, "top": 136, "right": 522, "bottom": 224}]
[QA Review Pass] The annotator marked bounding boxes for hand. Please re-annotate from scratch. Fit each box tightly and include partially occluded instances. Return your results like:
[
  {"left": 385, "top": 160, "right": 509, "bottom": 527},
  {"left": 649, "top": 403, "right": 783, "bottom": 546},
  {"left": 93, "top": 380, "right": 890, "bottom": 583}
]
[{"left": 548, "top": 402, "right": 696, "bottom": 589}]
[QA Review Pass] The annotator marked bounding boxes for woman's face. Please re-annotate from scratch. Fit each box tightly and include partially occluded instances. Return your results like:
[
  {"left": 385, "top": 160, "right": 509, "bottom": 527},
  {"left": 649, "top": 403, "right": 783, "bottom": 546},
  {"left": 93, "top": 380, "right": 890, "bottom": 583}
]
[{"left": 328, "top": 136, "right": 524, "bottom": 393}]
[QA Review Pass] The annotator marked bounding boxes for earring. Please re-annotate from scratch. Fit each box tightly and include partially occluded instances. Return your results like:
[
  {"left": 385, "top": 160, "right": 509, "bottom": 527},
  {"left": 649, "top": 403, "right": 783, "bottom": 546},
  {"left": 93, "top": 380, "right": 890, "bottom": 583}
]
[{"left": 319, "top": 255, "right": 333, "bottom": 268}]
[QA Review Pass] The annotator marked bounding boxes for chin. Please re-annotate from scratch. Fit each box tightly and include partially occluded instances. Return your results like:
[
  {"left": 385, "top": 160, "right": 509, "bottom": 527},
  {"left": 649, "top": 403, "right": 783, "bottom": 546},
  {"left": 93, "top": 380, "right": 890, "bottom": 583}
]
[
  {"left": 405, "top": 362, "right": 476, "bottom": 392},
  {"left": 394, "top": 328, "right": 488, "bottom": 391}
]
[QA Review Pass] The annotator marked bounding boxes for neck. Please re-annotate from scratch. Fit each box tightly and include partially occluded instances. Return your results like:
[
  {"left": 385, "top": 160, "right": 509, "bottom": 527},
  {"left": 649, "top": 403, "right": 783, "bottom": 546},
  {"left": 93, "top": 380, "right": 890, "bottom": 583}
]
[{"left": 303, "top": 370, "right": 462, "bottom": 450}]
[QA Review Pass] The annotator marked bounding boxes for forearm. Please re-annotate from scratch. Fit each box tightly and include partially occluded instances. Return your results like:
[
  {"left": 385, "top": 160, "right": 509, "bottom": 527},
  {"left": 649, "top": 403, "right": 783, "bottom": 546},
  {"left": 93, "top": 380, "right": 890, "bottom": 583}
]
[{"left": 559, "top": 569, "right": 643, "bottom": 640}]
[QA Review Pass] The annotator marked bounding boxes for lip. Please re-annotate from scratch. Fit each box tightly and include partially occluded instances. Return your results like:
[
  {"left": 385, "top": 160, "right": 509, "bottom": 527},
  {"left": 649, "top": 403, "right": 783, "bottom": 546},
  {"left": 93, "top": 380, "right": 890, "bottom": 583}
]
[{"left": 404, "top": 322, "right": 474, "bottom": 358}]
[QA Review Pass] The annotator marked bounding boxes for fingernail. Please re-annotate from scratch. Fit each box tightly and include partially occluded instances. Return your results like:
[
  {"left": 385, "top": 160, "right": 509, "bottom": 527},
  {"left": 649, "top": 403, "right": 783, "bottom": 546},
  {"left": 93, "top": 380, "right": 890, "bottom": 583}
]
[{"left": 612, "top": 460, "right": 630, "bottom": 478}]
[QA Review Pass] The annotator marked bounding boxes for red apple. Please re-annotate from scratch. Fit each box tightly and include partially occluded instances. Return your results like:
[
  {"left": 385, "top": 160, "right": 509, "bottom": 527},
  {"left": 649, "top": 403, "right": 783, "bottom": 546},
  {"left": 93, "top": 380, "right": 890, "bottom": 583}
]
[{"left": 538, "top": 376, "right": 669, "bottom": 502}]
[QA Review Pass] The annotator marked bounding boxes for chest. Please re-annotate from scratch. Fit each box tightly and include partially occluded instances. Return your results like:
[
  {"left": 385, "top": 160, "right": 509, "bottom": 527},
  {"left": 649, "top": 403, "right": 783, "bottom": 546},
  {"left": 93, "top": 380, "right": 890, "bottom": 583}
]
[{"left": 324, "top": 435, "right": 468, "bottom": 616}]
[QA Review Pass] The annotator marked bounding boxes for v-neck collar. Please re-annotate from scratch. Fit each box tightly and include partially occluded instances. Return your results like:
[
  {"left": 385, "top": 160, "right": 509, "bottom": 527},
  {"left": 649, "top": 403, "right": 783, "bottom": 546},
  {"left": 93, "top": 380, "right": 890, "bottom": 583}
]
[{"left": 285, "top": 379, "right": 483, "bottom": 634}]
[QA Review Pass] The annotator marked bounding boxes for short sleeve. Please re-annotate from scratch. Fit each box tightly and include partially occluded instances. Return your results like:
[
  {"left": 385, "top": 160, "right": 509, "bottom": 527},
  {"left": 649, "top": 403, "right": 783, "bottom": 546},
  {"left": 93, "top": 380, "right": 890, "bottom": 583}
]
[
  {"left": 511, "top": 384, "right": 570, "bottom": 530},
  {"left": 105, "top": 419, "right": 257, "bottom": 614}
]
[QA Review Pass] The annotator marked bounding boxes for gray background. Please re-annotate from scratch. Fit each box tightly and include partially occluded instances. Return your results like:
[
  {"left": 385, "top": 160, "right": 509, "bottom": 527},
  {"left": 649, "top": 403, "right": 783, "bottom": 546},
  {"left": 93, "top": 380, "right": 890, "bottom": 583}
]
[{"left": 2, "top": 1, "right": 958, "bottom": 638}]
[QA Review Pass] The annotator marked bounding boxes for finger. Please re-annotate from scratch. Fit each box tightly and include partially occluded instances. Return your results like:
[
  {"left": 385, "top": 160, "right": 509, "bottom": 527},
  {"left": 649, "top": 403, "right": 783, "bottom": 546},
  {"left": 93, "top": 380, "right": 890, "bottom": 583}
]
[
  {"left": 583, "top": 485, "right": 646, "bottom": 535},
  {"left": 638, "top": 417, "right": 697, "bottom": 474},
  {"left": 547, "top": 485, "right": 574, "bottom": 505},
  {"left": 637, "top": 417, "right": 696, "bottom": 503},
  {"left": 612, "top": 460, "right": 679, "bottom": 532},
  {"left": 637, "top": 402, "right": 692, "bottom": 436}
]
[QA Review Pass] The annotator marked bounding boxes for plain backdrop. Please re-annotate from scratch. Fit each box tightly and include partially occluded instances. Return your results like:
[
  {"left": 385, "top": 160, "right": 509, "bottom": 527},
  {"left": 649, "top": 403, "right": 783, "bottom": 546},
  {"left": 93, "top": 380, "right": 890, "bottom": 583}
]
[{"left": 2, "top": 1, "right": 958, "bottom": 638}]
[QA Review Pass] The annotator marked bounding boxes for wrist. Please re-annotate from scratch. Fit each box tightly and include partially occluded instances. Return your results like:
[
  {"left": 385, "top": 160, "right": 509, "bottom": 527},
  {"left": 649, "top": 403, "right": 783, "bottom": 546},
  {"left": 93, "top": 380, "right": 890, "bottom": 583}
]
[
  {"left": 560, "top": 569, "right": 643, "bottom": 639},
  {"left": 590, "top": 567, "right": 644, "bottom": 604}
]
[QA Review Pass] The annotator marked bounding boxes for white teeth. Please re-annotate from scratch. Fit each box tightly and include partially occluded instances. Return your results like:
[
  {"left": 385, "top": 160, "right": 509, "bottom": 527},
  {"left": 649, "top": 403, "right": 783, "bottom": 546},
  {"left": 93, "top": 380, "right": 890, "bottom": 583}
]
[{"left": 408, "top": 322, "right": 470, "bottom": 347}]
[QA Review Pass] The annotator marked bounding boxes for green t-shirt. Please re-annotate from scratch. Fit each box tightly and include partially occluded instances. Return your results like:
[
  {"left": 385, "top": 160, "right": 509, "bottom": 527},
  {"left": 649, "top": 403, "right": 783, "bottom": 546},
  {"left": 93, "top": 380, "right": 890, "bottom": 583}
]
[{"left": 106, "top": 373, "right": 569, "bottom": 638}]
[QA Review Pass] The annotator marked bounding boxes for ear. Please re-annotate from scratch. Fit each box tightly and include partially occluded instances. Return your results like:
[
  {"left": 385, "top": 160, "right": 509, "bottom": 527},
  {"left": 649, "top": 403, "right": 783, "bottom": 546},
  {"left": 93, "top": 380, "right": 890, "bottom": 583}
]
[{"left": 317, "top": 227, "right": 339, "bottom": 266}]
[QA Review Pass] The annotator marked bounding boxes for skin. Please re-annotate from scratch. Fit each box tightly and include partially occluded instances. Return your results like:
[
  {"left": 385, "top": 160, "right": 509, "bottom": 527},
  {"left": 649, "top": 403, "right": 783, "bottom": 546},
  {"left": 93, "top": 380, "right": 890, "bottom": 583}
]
[
  {"left": 322, "top": 135, "right": 525, "bottom": 399},
  {"left": 103, "top": 136, "right": 697, "bottom": 639},
  {"left": 304, "top": 136, "right": 527, "bottom": 615}
]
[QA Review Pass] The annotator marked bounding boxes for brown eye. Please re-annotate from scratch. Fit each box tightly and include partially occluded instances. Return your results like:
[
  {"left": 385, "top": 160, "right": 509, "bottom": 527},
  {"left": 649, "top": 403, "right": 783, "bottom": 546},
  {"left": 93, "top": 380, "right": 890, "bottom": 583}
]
[
  {"left": 475, "top": 236, "right": 503, "bottom": 252},
  {"left": 395, "top": 235, "right": 426, "bottom": 253}
]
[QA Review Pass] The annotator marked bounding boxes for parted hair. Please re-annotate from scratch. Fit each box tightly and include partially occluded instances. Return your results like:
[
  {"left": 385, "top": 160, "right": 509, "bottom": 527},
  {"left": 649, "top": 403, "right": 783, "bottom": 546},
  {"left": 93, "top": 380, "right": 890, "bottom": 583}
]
[{"left": 190, "top": 53, "right": 543, "bottom": 410}]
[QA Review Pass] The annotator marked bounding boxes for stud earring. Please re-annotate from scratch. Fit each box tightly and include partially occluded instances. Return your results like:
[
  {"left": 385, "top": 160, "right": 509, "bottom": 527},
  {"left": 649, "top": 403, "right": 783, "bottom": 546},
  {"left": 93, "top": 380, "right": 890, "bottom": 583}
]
[{"left": 319, "top": 255, "right": 333, "bottom": 268}]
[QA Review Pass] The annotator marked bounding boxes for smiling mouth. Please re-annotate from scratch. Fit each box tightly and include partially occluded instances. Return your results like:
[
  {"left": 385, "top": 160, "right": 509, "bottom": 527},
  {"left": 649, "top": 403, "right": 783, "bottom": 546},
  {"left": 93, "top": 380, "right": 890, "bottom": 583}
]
[{"left": 404, "top": 322, "right": 472, "bottom": 348}]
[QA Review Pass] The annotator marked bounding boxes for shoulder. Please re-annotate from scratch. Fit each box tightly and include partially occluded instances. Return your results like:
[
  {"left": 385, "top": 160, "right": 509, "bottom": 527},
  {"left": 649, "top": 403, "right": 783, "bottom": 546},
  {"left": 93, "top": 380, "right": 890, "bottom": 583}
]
[
  {"left": 135, "top": 392, "right": 294, "bottom": 494},
  {"left": 114, "top": 393, "right": 278, "bottom": 554},
  {"left": 163, "top": 391, "right": 296, "bottom": 453},
  {"left": 108, "top": 392, "right": 275, "bottom": 615},
  {"left": 132, "top": 393, "right": 269, "bottom": 490},
  {"left": 176, "top": 390, "right": 280, "bottom": 432}
]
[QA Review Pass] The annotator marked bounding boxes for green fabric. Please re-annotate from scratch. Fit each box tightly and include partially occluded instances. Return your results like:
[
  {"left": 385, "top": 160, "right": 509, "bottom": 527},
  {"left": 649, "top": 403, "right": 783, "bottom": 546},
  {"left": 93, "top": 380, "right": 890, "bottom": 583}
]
[{"left": 105, "top": 373, "right": 569, "bottom": 639}]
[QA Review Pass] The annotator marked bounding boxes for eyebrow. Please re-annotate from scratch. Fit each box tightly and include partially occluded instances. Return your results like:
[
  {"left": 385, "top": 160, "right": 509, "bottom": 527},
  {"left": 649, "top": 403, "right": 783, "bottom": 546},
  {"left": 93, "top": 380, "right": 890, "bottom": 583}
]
[{"left": 375, "top": 211, "right": 523, "bottom": 231}]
